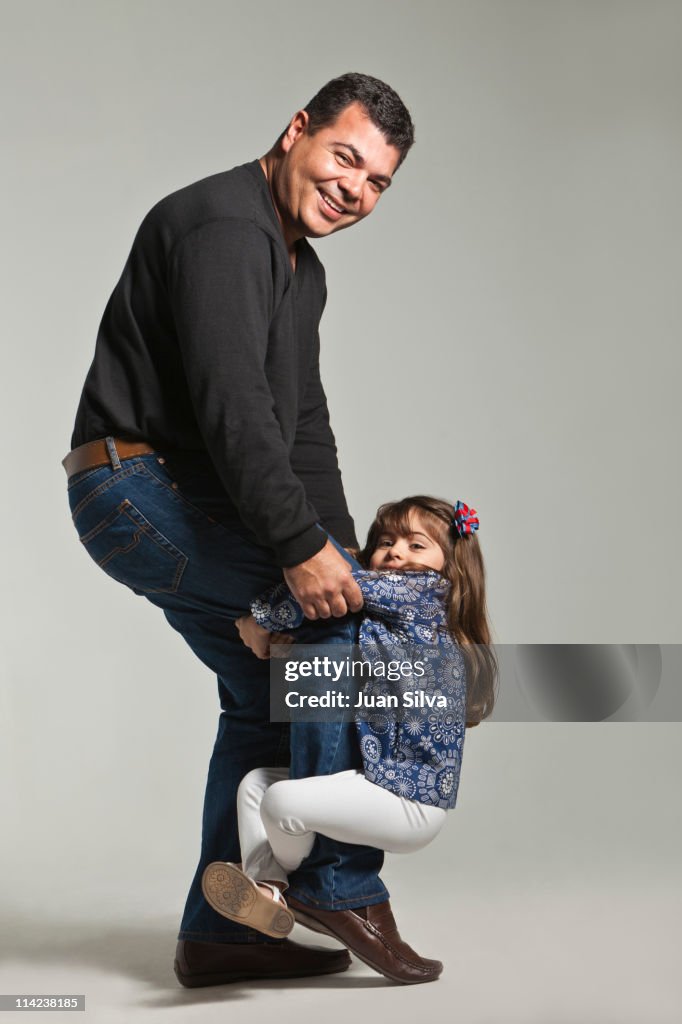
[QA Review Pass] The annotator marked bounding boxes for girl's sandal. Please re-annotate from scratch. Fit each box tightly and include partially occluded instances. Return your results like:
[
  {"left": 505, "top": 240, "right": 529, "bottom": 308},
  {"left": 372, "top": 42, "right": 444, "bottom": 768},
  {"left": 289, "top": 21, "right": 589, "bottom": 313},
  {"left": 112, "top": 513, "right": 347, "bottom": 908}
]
[{"left": 201, "top": 861, "right": 295, "bottom": 939}]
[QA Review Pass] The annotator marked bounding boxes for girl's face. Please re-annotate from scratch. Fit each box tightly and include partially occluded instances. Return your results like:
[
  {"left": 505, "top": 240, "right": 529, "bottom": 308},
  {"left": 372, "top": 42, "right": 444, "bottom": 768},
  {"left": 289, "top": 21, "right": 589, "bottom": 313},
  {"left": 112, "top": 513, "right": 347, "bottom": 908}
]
[{"left": 369, "top": 511, "right": 446, "bottom": 572}]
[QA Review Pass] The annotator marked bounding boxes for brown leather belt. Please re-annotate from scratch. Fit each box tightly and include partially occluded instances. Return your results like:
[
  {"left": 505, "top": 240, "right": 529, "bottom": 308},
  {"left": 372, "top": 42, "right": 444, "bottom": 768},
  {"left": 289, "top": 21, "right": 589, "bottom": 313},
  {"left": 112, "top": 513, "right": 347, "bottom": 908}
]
[{"left": 62, "top": 437, "right": 156, "bottom": 479}]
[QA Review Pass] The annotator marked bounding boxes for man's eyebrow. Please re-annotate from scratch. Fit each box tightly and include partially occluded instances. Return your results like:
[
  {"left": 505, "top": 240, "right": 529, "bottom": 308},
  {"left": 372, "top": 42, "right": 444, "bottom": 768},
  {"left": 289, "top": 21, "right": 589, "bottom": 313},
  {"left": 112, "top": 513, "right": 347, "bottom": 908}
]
[{"left": 330, "top": 141, "right": 393, "bottom": 187}]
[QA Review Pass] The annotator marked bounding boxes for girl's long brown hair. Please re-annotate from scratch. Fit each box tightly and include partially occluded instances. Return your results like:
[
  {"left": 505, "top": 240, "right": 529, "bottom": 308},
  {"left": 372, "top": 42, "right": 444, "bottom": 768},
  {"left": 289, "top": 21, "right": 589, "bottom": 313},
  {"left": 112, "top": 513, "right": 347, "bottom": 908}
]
[{"left": 359, "top": 495, "right": 498, "bottom": 725}]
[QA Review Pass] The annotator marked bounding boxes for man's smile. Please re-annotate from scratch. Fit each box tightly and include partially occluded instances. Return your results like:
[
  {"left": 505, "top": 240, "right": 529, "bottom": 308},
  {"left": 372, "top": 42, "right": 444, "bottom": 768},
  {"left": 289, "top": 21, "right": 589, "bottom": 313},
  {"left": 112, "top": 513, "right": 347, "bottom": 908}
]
[{"left": 317, "top": 188, "right": 349, "bottom": 218}]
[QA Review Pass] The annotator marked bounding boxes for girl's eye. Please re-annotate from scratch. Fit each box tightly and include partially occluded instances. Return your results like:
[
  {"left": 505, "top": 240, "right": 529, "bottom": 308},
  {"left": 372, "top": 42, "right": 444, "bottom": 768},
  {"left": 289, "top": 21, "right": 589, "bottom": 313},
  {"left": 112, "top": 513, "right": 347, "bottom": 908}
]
[{"left": 410, "top": 543, "right": 425, "bottom": 550}]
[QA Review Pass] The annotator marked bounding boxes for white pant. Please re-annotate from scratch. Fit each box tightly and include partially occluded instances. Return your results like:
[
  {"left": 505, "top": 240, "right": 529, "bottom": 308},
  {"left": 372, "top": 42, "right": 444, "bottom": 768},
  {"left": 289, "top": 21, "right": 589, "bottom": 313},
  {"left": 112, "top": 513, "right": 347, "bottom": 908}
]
[{"left": 237, "top": 767, "right": 446, "bottom": 885}]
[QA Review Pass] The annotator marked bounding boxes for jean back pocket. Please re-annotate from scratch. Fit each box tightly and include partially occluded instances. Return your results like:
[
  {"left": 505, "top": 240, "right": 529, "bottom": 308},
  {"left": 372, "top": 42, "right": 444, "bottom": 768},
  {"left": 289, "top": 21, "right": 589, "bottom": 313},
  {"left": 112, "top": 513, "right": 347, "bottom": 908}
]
[{"left": 79, "top": 498, "right": 187, "bottom": 594}]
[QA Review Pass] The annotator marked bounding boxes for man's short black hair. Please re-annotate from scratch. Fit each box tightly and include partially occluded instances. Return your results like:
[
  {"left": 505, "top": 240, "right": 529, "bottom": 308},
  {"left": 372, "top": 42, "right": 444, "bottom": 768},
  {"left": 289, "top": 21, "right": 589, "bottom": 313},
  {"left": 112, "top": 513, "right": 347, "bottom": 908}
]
[{"left": 302, "top": 72, "right": 415, "bottom": 167}]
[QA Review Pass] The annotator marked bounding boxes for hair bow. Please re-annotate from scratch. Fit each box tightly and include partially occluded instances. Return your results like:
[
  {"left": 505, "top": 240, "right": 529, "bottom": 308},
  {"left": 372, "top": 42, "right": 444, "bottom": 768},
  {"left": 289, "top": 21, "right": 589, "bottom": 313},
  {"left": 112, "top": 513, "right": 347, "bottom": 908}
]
[{"left": 452, "top": 500, "right": 479, "bottom": 536}]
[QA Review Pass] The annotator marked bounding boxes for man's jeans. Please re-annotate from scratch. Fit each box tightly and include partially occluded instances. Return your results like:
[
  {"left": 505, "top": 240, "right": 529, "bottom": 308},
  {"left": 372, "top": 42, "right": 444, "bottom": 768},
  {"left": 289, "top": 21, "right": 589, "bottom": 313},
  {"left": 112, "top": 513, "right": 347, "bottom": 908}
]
[{"left": 66, "top": 448, "right": 387, "bottom": 943}]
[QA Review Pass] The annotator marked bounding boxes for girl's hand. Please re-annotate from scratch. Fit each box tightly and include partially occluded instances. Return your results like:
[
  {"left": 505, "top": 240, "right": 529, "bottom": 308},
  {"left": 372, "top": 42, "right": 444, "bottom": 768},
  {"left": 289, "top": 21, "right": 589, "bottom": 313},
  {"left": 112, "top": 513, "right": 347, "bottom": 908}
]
[
  {"left": 235, "top": 614, "right": 272, "bottom": 659},
  {"left": 235, "top": 614, "right": 294, "bottom": 660}
]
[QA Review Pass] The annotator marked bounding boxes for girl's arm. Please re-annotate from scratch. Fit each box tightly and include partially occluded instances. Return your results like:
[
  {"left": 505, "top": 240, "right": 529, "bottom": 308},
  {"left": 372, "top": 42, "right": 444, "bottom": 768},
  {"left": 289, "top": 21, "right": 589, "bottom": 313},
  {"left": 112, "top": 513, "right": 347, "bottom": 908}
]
[
  {"left": 250, "top": 529, "right": 361, "bottom": 633},
  {"left": 251, "top": 581, "right": 305, "bottom": 632},
  {"left": 351, "top": 569, "right": 450, "bottom": 629},
  {"left": 251, "top": 569, "right": 448, "bottom": 632}
]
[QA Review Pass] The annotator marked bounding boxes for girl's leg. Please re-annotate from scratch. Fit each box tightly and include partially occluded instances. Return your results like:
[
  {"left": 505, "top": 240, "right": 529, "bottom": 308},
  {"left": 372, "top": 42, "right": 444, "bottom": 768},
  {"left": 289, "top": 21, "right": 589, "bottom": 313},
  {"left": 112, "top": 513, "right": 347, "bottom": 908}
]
[
  {"left": 236, "top": 766, "right": 290, "bottom": 886},
  {"left": 200, "top": 766, "right": 297, "bottom": 939},
  {"left": 260, "top": 770, "right": 446, "bottom": 874}
]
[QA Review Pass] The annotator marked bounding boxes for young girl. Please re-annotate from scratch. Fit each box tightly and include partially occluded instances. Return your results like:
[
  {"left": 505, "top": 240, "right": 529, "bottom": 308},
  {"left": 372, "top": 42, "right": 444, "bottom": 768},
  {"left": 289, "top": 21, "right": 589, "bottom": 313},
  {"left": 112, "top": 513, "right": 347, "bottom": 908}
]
[{"left": 201, "top": 496, "right": 496, "bottom": 941}]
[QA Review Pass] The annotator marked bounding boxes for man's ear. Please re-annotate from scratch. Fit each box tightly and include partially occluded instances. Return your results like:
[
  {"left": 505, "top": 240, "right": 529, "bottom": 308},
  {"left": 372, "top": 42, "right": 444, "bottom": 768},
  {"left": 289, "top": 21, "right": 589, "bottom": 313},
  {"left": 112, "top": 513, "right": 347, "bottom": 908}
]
[{"left": 281, "top": 109, "right": 310, "bottom": 154}]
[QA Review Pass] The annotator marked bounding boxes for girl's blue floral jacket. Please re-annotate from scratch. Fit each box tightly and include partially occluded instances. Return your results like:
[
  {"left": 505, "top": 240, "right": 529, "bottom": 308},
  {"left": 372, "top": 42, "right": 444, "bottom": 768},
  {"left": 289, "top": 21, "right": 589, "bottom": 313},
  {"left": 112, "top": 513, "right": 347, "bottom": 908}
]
[{"left": 251, "top": 568, "right": 467, "bottom": 810}]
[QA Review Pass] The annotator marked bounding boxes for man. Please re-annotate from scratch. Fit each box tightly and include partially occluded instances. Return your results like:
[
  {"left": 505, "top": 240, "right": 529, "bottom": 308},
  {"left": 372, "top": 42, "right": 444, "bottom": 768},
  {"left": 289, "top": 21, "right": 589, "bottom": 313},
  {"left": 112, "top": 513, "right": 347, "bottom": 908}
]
[{"left": 64, "top": 73, "right": 439, "bottom": 985}]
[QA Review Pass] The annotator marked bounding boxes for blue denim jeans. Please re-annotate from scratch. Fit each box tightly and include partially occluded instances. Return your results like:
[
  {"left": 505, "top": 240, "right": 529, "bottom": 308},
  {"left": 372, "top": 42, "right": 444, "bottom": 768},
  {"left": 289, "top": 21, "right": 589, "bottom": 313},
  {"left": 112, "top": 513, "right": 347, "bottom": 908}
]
[{"left": 66, "top": 448, "right": 387, "bottom": 943}]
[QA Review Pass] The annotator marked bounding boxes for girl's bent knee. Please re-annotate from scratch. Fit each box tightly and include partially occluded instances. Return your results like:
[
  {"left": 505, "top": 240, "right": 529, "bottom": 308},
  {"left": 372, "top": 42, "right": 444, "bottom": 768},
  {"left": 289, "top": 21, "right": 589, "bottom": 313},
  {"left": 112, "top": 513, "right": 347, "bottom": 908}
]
[
  {"left": 238, "top": 767, "right": 276, "bottom": 808},
  {"left": 259, "top": 779, "right": 294, "bottom": 825}
]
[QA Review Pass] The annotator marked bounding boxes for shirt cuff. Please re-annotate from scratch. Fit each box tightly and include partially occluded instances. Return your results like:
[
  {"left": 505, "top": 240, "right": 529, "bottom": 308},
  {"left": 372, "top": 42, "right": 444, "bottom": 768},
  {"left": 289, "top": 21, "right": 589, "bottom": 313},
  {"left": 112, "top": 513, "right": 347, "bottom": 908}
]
[
  {"left": 324, "top": 518, "right": 359, "bottom": 550},
  {"left": 274, "top": 523, "right": 327, "bottom": 568}
]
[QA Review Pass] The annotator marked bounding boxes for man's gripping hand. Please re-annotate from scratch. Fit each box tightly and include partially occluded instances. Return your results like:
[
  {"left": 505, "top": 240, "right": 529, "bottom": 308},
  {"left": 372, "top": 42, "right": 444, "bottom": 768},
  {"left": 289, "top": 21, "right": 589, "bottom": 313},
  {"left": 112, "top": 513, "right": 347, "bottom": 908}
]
[{"left": 283, "top": 540, "right": 364, "bottom": 621}]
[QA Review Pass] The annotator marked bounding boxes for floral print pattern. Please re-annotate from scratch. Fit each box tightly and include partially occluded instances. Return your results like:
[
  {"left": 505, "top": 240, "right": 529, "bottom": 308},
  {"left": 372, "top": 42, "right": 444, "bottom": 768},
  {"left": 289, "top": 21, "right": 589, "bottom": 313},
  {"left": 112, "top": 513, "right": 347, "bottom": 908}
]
[{"left": 253, "top": 568, "right": 467, "bottom": 810}]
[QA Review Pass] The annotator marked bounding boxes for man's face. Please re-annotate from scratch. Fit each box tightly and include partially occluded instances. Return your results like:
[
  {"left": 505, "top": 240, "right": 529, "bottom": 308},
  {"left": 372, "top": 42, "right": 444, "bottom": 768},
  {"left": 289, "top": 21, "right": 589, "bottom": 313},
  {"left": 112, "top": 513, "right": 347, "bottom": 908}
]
[{"left": 274, "top": 101, "right": 402, "bottom": 240}]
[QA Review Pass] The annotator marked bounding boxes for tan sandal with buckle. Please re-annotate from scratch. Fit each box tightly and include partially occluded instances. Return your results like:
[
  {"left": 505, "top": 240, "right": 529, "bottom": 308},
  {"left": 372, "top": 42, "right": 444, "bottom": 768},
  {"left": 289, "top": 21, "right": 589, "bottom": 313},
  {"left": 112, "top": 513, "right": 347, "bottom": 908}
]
[{"left": 201, "top": 862, "right": 295, "bottom": 939}]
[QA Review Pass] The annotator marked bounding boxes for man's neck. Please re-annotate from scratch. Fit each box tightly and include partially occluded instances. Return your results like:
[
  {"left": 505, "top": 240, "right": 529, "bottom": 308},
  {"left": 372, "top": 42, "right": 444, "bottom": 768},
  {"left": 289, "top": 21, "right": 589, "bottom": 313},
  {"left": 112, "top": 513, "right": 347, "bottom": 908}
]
[{"left": 259, "top": 155, "right": 299, "bottom": 269}]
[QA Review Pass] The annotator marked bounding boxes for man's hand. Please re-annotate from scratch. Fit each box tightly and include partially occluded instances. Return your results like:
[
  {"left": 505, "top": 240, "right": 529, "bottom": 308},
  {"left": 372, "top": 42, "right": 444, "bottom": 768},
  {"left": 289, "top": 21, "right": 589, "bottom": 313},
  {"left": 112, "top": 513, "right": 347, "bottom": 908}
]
[
  {"left": 235, "top": 614, "right": 294, "bottom": 660},
  {"left": 283, "top": 540, "right": 364, "bottom": 620}
]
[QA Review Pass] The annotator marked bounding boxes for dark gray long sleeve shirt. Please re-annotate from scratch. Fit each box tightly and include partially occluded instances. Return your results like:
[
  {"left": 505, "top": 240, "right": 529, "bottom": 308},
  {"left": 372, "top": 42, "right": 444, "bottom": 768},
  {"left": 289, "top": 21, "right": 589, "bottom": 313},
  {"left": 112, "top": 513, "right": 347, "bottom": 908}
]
[{"left": 70, "top": 160, "right": 357, "bottom": 566}]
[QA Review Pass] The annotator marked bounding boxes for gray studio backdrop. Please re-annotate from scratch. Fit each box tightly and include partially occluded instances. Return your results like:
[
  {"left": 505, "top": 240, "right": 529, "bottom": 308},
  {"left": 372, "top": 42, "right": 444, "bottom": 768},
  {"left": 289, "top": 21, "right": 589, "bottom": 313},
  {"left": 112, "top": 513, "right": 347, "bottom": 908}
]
[{"left": 2, "top": 2, "right": 681, "bottom": 1022}]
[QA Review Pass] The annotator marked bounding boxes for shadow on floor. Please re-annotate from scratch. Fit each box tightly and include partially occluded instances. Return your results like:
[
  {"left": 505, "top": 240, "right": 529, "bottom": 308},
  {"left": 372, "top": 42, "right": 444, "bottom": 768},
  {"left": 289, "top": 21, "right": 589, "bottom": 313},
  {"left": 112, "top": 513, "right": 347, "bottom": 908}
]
[{"left": 0, "top": 910, "right": 388, "bottom": 1005}]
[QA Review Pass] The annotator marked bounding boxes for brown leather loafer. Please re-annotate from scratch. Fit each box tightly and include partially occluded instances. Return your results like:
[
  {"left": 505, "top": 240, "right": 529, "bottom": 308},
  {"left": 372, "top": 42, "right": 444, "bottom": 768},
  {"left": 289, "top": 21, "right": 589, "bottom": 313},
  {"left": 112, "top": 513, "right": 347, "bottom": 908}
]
[
  {"left": 174, "top": 937, "right": 351, "bottom": 987},
  {"left": 286, "top": 897, "right": 443, "bottom": 985}
]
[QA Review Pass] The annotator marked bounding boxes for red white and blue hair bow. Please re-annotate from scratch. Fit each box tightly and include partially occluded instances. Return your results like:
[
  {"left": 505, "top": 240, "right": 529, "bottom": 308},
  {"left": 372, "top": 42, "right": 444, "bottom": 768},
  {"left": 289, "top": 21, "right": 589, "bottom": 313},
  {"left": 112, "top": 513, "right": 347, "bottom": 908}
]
[{"left": 452, "top": 500, "right": 479, "bottom": 536}]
